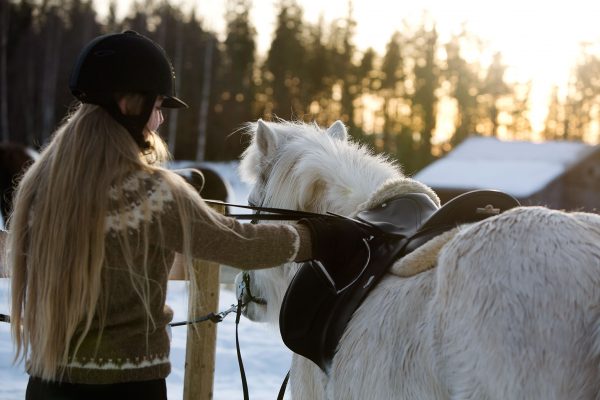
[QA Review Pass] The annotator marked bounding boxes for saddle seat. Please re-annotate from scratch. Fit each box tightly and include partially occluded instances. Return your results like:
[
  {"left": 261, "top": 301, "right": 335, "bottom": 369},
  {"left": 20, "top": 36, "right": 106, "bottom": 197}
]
[{"left": 279, "top": 190, "right": 520, "bottom": 372}]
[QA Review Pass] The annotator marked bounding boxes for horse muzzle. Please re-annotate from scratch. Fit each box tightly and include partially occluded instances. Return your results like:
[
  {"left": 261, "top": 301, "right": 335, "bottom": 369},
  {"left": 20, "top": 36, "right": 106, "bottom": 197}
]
[{"left": 235, "top": 272, "right": 267, "bottom": 320}]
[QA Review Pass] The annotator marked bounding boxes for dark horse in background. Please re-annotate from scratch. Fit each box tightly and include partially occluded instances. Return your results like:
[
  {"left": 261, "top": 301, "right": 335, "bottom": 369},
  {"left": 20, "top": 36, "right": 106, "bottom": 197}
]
[
  {"left": 0, "top": 143, "right": 38, "bottom": 227},
  {"left": 168, "top": 161, "right": 233, "bottom": 205}
]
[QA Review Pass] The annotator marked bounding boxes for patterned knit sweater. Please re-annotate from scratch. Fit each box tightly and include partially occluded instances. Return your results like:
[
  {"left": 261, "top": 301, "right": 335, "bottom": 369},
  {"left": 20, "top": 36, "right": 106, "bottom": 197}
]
[{"left": 51, "top": 170, "right": 311, "bottom": 384}]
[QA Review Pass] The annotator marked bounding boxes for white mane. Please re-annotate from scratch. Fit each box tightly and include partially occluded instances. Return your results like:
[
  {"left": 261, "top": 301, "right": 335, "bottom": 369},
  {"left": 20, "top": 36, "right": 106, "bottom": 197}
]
[{"left": 240, "top": 120, "right": 402, "bottom": 216}]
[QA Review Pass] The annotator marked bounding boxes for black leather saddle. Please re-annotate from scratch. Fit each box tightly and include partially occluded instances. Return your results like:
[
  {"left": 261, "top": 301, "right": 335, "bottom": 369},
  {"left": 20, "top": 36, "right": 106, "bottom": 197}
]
[{"left": 279, "top": 190, "right": 520, "bottom": 372}]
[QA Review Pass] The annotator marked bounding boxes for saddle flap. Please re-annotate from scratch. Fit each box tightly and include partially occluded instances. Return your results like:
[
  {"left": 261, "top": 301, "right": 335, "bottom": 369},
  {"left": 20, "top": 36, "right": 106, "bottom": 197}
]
[
  {"left": 280, "top": 235, "right": 404, "bottom": 372},
  {"left": 279, "top": 263, "right": 335, "bottom": 369}
]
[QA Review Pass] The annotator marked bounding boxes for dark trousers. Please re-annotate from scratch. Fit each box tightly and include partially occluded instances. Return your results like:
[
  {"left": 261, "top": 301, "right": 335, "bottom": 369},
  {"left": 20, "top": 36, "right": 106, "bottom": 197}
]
[{"left": 26, "top": 376, "right": 167, "bottom": 400}]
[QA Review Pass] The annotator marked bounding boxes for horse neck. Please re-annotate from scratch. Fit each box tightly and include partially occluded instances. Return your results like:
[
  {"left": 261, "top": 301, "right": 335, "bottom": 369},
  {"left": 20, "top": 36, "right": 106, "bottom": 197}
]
[{"left": 324, "top": 168, "right": 400, "bottom": 216}]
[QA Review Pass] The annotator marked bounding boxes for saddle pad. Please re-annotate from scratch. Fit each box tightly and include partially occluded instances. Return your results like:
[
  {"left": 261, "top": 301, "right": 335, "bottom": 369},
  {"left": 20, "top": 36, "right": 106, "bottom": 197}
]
[{"left": 390, "top": 227, "right": 459, "bottom": 277}]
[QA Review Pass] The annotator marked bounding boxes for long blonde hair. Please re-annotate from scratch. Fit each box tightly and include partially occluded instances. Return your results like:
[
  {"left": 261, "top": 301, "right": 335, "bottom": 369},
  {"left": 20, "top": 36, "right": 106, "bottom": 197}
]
[{"left": 8, "top": 102, "right": 205, "bottom": 380}]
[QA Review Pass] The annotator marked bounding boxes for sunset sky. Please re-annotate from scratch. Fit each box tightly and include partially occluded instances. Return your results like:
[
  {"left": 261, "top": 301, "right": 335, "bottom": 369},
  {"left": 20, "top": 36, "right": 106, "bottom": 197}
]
[{"left": 95, "top": 0, "right": 600, "bottom": 134}]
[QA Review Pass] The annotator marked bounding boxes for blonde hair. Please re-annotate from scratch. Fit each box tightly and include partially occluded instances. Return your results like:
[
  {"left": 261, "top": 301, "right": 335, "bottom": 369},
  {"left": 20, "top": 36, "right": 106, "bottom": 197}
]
[{"left": 8, "top": 102, "right": 209, "bottom": 380}]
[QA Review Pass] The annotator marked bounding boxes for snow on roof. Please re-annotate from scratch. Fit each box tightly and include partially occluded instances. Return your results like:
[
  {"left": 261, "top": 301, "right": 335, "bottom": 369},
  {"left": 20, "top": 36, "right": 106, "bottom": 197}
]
[{"left": 414, "top": 136, "right": 597, "bottom": 198}]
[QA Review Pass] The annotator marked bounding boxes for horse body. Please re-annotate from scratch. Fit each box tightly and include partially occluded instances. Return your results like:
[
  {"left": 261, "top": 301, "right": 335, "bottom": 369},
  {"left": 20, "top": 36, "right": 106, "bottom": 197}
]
[
  {"left": 430, "top": 207, "right": 600, "bottom": 399},
  {"left": 237, "top": 119, "right": 600, "bottom": 399}
]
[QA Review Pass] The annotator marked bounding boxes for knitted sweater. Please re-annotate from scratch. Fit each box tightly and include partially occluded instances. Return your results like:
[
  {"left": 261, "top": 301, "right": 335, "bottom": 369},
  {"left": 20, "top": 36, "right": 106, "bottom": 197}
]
[{"left": 50, "top": 170, "right": 311, "bottom": 384}]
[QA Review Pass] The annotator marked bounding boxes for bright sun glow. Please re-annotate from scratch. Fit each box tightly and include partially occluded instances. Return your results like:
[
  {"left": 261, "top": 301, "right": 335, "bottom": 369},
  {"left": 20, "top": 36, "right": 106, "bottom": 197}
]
[{"left": 95, "top": 0, "right": 600, "bottom": 138}]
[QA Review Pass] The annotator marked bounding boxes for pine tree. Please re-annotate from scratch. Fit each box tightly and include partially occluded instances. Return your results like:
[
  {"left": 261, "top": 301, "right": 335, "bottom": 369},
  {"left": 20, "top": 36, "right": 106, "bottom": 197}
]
[
  {"left": 6, "top": 0, "right": 37, "bottom": 144},
  {"left": 214, "top": 0, "right": 257, "bottom": 159},
  {"left": 171, "top": 10, "right": 221, "bottom": 160},
  {"left": 444, "top": 30, "right": 484, "bottom": 147},
  {"left": 409, "top": 22, "right": 440, "bottom": 169},
  {"left": 152, "top": 2, "right": 186, "bottom": 153},
  {"left": 303, "top": 15, "right": 332, "bottom": 124},
  {"left": 59, "top": 0, "right": 101, "bottom": 117},
  {"left": 0, "top": 0, "right": 9, "bottom": 142},
  {"left": 543, "top": 85, "right": 563, "bottom": 140},
  {"left": 508, "top": 81, "right": 532, "bottom": 140},
  {"left": 480, "top": 52, "right": 511, "bottom": 136},
  {"left": 350, "top": 47, "right": 377, "bottom": 146},
  {"left": 265, "top": 0, "right": 306, "bottom": 119},
  {"left": 563, "top": 46, "right": 600, "bottom": 141},
  {"left": 379, "top": 31, "right": 405, "bottom": 154},
  {"left": 331, "top": 1, "right": 358, "bottom": 130},
  {"left": 38, "top": 2, "right": 65, "bottom": 142}
]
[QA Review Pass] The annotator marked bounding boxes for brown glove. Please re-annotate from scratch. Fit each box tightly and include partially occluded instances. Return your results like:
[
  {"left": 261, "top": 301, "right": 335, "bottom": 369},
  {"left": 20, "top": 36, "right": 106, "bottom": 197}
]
[{"left": 298, "top": 216, "right": 374, "bottom": 292}]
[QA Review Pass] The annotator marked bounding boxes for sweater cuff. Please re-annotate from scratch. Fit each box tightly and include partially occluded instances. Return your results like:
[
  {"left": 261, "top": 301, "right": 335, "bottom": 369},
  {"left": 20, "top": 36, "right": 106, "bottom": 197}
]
[{"left": 291, "top": 224, "right": 312, "bottom": 262}]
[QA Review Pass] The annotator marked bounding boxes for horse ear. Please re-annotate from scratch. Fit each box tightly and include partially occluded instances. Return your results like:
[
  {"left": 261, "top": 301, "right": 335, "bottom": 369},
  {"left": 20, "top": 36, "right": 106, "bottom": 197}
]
[
  {"left": 256, "top": 119, "right": 277, "bottom": 157},
  {"left": 326, "top": 120, "right": 348, "bottom": 141}
]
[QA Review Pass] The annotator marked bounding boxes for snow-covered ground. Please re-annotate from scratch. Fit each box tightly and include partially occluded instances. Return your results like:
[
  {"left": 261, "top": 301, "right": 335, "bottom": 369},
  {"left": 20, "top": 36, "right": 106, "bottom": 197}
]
[
  {"left": 0, "top": 281, "right": 292, "bottom": 399},
  {"left": 0, "top": 162, "right": 294, "bottom": 399}
]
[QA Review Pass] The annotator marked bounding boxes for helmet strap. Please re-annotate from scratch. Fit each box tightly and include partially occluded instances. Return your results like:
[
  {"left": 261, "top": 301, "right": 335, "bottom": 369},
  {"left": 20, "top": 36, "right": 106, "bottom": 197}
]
[{"left": 93, "top": 94, "right": 156, "bottom": 151}]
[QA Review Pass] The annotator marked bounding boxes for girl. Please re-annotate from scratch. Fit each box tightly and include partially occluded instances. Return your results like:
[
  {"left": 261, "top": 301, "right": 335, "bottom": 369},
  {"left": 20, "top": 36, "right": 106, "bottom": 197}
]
[{"left": 8, "top": 31, "right": 366, "bottom": 399}]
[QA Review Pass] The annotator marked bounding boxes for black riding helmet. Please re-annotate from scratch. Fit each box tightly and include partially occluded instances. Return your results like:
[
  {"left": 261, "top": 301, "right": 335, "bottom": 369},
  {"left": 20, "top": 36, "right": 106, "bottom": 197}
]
[{"left": 69, "top": 30, "right": 188, "bottom": 149}]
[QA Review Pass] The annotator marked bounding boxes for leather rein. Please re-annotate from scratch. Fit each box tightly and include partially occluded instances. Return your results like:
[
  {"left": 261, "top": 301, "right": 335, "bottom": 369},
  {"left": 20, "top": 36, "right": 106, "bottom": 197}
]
[{"left": 204, "top": 199, "right": 370, "bottom": 225}]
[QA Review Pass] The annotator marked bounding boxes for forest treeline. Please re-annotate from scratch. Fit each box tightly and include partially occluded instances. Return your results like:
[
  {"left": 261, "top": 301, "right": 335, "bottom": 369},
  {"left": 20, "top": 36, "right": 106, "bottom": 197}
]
[{"left": 1, "top": 0, "right": 599, "bottom": 173}]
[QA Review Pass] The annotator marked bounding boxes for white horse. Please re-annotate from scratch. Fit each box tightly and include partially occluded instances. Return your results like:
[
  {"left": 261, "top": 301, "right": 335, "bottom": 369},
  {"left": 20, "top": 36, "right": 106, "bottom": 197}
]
[{"left": 236, "top": 119, "right": 600, "bottom": 400}]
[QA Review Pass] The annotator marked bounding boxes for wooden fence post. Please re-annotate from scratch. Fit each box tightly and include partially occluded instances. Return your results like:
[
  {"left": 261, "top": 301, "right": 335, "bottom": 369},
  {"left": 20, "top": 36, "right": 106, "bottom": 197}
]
[{"left": 183, "top": 204, "right": 224, "bottom": 400}]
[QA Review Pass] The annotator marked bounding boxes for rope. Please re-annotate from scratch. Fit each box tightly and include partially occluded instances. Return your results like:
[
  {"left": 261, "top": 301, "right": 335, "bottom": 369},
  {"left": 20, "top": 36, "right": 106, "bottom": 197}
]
[
  {"left": 0, "top": 303, "right": 243, "bottom": 327},
  {"left": 169, "top": 303, "right": 239, "bottom": 327}
]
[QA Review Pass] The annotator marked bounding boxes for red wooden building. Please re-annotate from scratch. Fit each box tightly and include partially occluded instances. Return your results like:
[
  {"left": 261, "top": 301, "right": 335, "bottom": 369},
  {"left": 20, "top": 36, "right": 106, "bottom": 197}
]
[{"left": 414, "top": 136, "right": 600, "bottom": 213}]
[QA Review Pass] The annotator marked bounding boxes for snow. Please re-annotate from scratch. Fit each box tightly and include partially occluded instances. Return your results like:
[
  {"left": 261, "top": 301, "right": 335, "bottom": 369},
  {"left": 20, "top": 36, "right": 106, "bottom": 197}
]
[
  {"left": 168, "top": 160, "right": 253, "bottom": 207},
  {"left": 0, "top": 162, "right": 293, "bottom": 399},
  {"left": 0, "top": 280, "right": 292, "bottom": 399},
  {"left": 415, "top": 136, "right": 596, "bottom": 197}
]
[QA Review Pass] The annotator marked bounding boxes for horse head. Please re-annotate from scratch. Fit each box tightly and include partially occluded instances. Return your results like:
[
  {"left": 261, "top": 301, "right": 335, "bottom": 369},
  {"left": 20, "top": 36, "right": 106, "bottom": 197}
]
[
  {"left": 240, "top": 119, "right": 401, "bottom": 215},
  {"left": 237, "top": 119, "right": 401, "bottom": 324}
]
